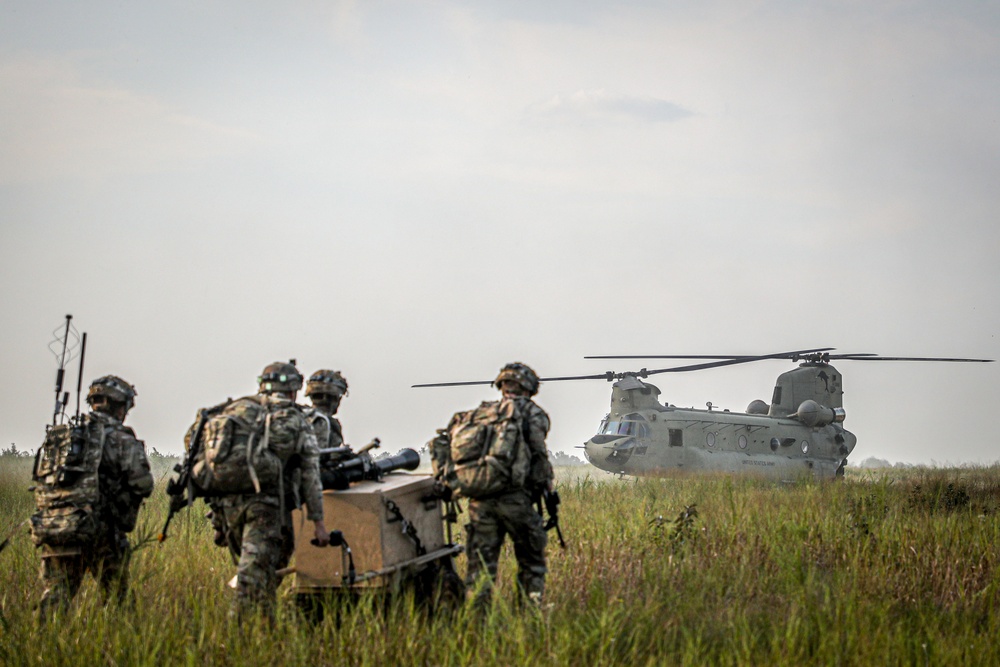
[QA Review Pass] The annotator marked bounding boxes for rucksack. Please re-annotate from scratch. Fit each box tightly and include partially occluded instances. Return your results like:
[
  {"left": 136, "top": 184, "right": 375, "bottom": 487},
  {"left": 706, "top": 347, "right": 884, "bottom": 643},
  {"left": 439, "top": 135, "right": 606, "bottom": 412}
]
[
  {"left": 187, "top": 395, "right": 295, "bottom": 496},
  {"left": 442, "top": 398, "right": 530, "bottom": 498},
  {"left": 30, "top": 416, "right": 107, "bottom": 547}
]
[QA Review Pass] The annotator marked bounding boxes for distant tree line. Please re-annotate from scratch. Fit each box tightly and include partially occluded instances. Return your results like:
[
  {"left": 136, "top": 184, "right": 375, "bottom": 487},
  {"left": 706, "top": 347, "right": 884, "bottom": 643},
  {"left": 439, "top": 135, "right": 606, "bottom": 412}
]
[{"left": 1, "top": 444, "right": 31, "bottom": 458}]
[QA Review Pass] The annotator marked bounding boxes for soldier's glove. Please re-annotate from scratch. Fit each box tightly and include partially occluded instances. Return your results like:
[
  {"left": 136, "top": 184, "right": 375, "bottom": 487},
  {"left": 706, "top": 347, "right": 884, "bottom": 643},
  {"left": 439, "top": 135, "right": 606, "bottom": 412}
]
[{"left": 432, "top": 479, "right": 453, "bottom": 502}]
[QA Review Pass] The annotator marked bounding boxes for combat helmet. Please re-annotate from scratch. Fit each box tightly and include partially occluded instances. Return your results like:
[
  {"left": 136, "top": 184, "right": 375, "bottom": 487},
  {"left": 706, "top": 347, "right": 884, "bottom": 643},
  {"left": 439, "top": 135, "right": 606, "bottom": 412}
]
[
  {"left": 494, "top": 362, "right": 540, "bottom": 396},
  {"left": 305, "top": 370, "right": 349, "bottom": 398},
  {"left": 258, "top": 360, "right": 303, "bottom": 394},
  {"left": 87, "top": 375, "right": 137, "bottom": 412}
]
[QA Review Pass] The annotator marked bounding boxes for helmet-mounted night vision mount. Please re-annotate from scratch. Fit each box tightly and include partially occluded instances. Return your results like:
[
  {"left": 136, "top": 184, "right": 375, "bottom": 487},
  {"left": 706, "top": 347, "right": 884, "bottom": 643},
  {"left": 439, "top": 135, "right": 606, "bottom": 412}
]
[{"left": 258, "top": 360, "right": 303, "bottom": 393}]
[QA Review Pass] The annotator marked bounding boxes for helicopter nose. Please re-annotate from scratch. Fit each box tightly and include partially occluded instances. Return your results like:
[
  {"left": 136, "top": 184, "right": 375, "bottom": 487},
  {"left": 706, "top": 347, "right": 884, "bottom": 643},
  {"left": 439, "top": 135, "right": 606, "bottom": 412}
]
[{"left": 583, "top": 435, "right": 635, "bottom": 471}]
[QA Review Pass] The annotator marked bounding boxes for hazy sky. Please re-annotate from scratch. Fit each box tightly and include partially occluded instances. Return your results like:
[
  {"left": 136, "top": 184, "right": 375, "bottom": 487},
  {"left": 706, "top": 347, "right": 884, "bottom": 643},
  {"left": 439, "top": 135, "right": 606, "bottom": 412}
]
[{"left": 2, "top": 1, "right": 997, "bottom": 468}]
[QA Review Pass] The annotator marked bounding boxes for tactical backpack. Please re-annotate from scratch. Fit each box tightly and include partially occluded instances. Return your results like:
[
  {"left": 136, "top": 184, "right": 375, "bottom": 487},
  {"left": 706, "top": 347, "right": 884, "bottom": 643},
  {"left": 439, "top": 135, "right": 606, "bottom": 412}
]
[
  {"left": 187, "top": 395, "right": 300, "bottom": 496},
  {"left": 439, "top": 398, "right": 530, "bottom": 499},
  {"left": 30, "top": 416, "right": 107, "bottom": 547}
]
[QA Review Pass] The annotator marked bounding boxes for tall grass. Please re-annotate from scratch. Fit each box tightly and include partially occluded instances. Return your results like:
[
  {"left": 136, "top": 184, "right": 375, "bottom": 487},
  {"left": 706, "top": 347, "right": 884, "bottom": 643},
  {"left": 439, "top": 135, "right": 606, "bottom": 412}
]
[{"left": 2, "top": 462, "right": 999, "bottom": 665}]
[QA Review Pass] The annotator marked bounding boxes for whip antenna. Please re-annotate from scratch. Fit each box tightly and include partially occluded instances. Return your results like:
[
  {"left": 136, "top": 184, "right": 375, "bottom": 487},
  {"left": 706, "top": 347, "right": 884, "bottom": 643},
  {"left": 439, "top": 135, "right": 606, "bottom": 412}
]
[{"left": 75, "top": 332, "right": 88, "bottom": 419}]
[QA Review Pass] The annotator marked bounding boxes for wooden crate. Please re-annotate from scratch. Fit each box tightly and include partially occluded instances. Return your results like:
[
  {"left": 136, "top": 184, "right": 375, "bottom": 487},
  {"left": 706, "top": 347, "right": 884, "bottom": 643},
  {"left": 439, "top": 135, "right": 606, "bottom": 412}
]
[{"left": 292, "top": 473, "right": 446, "bottom": 590}]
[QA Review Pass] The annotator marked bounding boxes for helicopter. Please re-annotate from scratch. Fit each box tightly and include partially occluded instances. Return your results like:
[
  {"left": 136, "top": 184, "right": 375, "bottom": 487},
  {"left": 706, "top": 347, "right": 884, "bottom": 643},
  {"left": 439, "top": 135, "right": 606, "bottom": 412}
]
[{"left": 414, "top": 348, "right": 993, "bottom": 481}]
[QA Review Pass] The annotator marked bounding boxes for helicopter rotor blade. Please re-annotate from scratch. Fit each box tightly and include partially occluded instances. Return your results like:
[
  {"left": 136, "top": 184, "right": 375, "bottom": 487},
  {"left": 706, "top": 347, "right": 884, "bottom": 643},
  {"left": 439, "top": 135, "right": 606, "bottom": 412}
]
[
  {"left": 410, "top": 348, "right": 992, "bottom": 389},
  {"left": 411, "top": 380, "right": 495, "bottom": 388},
  {"left": 827, "top": 355, "right": 994, "bottom": 363},
  {"left": 585, "top": 354, "right": 757, "bottom": 360},
  {"left": 412, "top": 371, "right": 619, "bottom": 388},
  {"left": 585, "top": 347, "right": 834, "bottom": 361},
  {"left": 539, "top": 372, "right": 618, "bottom": 382},
  {"left": 621, "top": 347, "right": 837, "bottom": 376}
]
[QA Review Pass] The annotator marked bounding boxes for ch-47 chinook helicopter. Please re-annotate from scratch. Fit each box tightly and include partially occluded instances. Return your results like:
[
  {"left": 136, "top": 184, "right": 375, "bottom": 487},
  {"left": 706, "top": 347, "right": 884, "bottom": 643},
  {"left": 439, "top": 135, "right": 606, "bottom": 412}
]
[
  {"left": 414, "top": 348, "right": 993, "bottom": 481},
  {"left": 576, "top": 348, "right": 993, "bottom": 480}
]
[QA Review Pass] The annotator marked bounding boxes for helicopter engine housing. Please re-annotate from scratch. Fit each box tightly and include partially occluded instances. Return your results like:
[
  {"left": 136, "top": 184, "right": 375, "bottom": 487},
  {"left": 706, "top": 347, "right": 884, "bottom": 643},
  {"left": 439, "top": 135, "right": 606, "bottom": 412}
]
[{"left": 793, "top": 400, "right": 846, "bottom": 427}]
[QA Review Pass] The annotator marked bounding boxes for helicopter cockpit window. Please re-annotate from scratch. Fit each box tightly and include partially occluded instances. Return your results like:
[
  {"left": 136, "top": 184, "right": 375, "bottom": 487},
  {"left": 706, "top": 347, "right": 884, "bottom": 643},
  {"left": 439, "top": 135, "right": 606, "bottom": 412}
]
[{"left": 599, "top": 415, "right": 649, "bottom": 438}]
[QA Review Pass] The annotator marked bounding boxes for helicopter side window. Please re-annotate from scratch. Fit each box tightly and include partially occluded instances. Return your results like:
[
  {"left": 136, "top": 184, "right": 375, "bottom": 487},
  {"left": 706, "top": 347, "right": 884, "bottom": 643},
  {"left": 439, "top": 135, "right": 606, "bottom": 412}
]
[{"left": 669, "top": 429, "right": 683, "bottom": 447}]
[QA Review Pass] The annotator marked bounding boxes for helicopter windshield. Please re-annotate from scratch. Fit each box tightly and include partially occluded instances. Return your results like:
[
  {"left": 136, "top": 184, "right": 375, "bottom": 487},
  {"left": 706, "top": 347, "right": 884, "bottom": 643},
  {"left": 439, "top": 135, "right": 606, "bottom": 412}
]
[{"left": 598, "top": 414, "right": 649, "bottom": 438}]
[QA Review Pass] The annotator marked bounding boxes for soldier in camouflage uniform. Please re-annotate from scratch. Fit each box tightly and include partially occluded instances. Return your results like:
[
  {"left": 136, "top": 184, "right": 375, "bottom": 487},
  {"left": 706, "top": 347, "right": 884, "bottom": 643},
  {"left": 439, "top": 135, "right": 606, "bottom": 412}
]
[
  {"left": 453, "top": 363, "right": 554, "bottom": 608},
  {"left": 216, "top": 361, "right": 329, "bottom": 620},
  {"left": 303, "top": 369, "right": 348, "bottom": 449},
  {"left": 36, "top": 376, "right": 154, "bottom": 620}
]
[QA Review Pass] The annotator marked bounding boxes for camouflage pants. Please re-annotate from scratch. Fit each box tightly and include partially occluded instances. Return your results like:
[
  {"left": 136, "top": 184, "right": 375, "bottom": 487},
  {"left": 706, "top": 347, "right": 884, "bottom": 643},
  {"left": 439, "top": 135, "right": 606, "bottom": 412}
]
[
  {"left": 220, "top": 495, "right": 286, "bottom": 620},
  {"left": 465, "top": 488, "right": 547, "bottom": 606},
  {"left": 212, "top": 499, "right": 295, "bottom": 572},
  {"left": 38, "top": 532, "right": 130, "bottom": 620}
]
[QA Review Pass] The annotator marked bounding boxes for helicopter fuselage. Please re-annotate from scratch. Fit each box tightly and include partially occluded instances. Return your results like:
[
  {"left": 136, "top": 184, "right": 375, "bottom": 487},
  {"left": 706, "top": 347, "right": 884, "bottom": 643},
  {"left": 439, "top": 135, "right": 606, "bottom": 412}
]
[{"left": 582, "top": 370, "right": 857, "bottom": 481}]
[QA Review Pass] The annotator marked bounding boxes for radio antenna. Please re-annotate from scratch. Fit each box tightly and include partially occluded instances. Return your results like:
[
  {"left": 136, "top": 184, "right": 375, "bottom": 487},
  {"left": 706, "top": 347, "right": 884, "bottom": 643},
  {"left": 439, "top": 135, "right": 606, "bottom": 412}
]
[
  {"left": 48, "top": 314, "right": 82, "bottom": 425},
  {"left": 74, "top": 332, "right": 88, "bottom": 419},
  {"left": 52, "top": 315, "right": 71, "bottom": 425}
]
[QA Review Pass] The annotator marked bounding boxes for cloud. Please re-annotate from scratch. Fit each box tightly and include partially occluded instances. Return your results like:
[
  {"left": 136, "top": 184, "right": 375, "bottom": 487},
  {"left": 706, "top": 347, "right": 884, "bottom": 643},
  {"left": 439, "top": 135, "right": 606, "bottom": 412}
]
[
  {"left": 524, "top": 89, "right": 694, "bottom": 125},
  {"left": 0, "top": 56, "right": 260, "bottom": 184}
]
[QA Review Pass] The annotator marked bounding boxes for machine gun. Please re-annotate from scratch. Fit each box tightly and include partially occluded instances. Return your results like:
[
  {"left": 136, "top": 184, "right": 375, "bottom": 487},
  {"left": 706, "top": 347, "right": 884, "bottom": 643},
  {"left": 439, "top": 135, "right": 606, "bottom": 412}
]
[{"left": 319, "top": 438, "right": 421, "bottom": 490}]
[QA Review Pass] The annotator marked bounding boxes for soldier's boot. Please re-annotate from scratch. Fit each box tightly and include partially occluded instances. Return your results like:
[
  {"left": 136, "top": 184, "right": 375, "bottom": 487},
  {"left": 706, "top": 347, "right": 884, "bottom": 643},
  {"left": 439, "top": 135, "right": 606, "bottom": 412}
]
[
  {"left": 231, "top": 550, "right": 278, "bottom": 627},
  {"left": 465, "top": 575, "right": 494, "bottom": 614},
  {"left": 464, "top": 552, "right": 498, "bottom": 613},
  {"left": 95, "top": 545, "right": 134, "bottom": 610},
  {"left": 38, "top": 556, "right": 81, "bottom": 624},
  {"left": 516, "top": 566, "right": 546, "bottom": 610},
  {"left": 37, "top": 591, "right": 68, "bottom": 626}
]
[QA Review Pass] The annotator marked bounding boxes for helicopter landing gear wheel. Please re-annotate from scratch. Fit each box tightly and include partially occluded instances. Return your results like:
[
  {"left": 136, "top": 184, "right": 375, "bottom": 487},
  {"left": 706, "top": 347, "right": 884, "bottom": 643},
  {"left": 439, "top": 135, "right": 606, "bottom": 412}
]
[{"left": 836, "top": 459, "right": 846, "bottom": 478}]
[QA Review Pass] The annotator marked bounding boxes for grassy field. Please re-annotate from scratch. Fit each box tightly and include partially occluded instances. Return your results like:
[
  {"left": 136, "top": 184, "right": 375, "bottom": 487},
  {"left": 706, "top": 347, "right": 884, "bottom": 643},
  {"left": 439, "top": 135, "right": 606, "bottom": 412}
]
[{"left": 2, "top": 456, "right": 999, "bottom": 666}]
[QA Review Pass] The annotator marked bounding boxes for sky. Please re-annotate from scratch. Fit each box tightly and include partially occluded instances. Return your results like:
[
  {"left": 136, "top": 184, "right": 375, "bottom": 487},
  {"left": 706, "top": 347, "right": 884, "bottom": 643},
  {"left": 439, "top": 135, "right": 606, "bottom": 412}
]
[{"left": 1, "top": 1, "right": 998, "bottom": 468}]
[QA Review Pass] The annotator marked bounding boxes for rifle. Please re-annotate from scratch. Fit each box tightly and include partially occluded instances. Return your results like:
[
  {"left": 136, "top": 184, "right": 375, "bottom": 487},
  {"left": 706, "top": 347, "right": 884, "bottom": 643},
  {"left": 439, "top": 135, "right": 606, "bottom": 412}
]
[
  {"left": 536, "top": 488, "right": 567, "bottom": 550},
  {"left": 159, "top": 411, "right": 209, "bottom": 542}
]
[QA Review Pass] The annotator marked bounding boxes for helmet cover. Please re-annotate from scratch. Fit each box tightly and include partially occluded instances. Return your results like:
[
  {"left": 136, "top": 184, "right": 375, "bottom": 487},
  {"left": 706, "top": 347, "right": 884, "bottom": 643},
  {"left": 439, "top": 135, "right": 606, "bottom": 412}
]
[
  {"left": 305, "top": 369, "right": 349, "bottom": 398},
  {"left": 87, "top": 375, "right": 137, "bottom": 412},
  {"left": 494, "top": 362, "right": 540, "bottom": 396}
]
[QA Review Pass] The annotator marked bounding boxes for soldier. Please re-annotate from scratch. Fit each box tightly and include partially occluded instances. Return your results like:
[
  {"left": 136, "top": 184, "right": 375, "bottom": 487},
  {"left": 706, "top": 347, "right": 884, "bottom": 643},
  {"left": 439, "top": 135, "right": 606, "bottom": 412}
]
[
  {"left": 33, "top": 375, "right": 154, "bottom": 621},
  {"left": 214, "top": 361, "right": 329, "bottom": 620},
  {"left": 303, "top": 369, "right": 349, "bottom": 449},
  {"left": 434, "top": 362, "right": 554, "bottom": 608}
]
